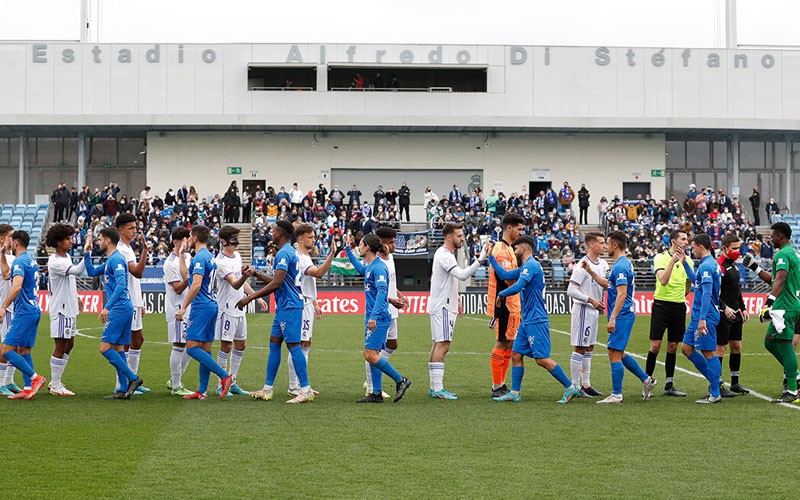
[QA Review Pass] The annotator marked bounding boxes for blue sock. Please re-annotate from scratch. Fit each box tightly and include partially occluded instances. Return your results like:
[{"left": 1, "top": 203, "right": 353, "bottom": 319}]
[
  {"left": 101, "top": 350, "right": 135, "bottom": 389},
  {"left": 370, "top": 364, "right": 383, "bottom": 394},
  {"left": 289, "top": 345, "right": 310, "bottom": 387},
  {"left": 706, "top": 355, "right": 721, "bottom": 398},
  {"left": 687, "top": 350, "right": 710, "bottom": 379},
  {"left": 548, "top": 363, "right": 572, "bottom": 388},
  {"left": 264, "top": 342, "right": 282, "bottom": 387},
  {"left": 622, "top": 354, "right": 648, "bottom": 382},
  {"left": 611, "top": 361, "right": 624, "bottom": 395},
  {"left": 22, "top": 353, "right": 34, "bottom": 387},
  {"left": 187, "top": 346, "right": 228, "bottom": 379},
  {"left": 3, "top": 350, "right": 34, "bottom": 378},
  {"left": 374, "top": 358, "right": 403, "bottom": 383},
  {"left": 198, "top": 364, "right": 211, "bottom": 394},
  {"left": 511, "top": 365, "right": 524, "bottom": 392}
]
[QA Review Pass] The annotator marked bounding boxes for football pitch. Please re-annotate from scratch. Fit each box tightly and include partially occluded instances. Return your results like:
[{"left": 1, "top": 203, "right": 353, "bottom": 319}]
[{"left": 7, "top": 312, "right": 800, "bottom": 499}]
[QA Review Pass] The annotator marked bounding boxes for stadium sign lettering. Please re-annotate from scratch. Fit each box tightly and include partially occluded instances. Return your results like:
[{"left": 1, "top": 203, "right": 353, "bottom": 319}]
[{"left": 31, "top": 44, "right": 217, "bottom": 64}]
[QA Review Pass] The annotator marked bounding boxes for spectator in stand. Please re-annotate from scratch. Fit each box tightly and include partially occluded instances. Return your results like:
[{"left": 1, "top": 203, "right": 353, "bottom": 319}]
[
  {"left": 347, "top": 184, "right": 362, "bottom": 210},
  {"left": 398, "top": 182, "right": 411, "bottom": 221},
  {"left": 330, "top": 185, "right": 344, "bottom": 211},
  {"left": 765, "top": 197, "right": 780, "bottom": 222},
  {"left": 385, "top": 186, "right": 398, "bottom": 207},
  {"left": 242, "top": 188, "right": 252, "bottom": 224},
  {"left": 361, "top": 201, "right": 372, "bottom": 219},
  {"left": 373, "top": 185, "right": 385, "bottom": 207},
  {"left": 223, "top": 184, "right": 240, "bottom": 223},
  {"left": 352, "top": 73, "right": 365, "bottom": 89},
  {"left": 486, "top": 189, "right": 498, "bottom": 215},
  {"left": 749, "top": 187, "right": 761, "bottom": 225},
  {"left": 275, "top": 187, "right": 290, "bottom": 209},
  {"left": 289, "top": 182, "right": 304, "bottom": 210},
  {"left": 315, "top": 184, "right": 328, "bottom": 205},
  {"left": 164, "top": 188, "right": 176, "bottom": 206},
  {"left": 686, "top": 183, "right": 699, "bottom": 200},
  {"left": 103, "top": 194, "right": 119, "bottom": 223},
  {"left": 468, "top": 189, "right": 483, "bottom": 212},
  {"left": 495, "top": 192, "right": 507, "bottom": 217},
  {"left": 68, "top": 187, "right": 79, "bottom": 222},
  {"left": 139, "top": 186, "right": 154, "bottom": 207},
  {"left": 448, "top": 184, "right": 463, "bottom": 205},
  {"left": 558, "top": 181, "right": 575, "bottom": 215},
  {"left": 176, "top": 184, "right": 189, "bottom": 204},
  {"left": 544, "top": 187, "right": 558, "bottom": 212},
  {"left": 578, "top": 183, "right": 590, "bottom": 225}
]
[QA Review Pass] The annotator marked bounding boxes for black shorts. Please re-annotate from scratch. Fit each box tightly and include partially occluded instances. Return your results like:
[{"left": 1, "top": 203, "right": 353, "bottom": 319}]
[
  {"left": 649, "top": 299, "right": 687, "bottom": 343},
  {"left": 716, "top": 317, "right": 743, "bottom": 345}
]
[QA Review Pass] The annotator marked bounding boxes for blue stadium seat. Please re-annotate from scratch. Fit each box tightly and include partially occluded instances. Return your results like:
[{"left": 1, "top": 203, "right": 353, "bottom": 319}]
[
  {"left": 38, "top": 204, "right": 48, "bottom": 210},
  {"left": 3, "top": 204, "right": 13, "bottom": 211}
]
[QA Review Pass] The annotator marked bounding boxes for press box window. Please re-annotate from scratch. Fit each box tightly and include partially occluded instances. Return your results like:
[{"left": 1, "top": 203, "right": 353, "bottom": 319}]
[
  {"left": 248, "top": 65, "right": 317, "bottom": 91},
  {"left": 327, "top": 66, "right": 487, "bottom": 92}
]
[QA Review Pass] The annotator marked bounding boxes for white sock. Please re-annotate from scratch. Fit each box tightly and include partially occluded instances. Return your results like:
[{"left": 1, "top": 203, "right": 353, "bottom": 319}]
[
  {"left": 128, "top": 349, "right": 141, "bottom": 374},
  {"left": 216, "top": 351, "right": 229, "bottom": 385},
  {"left": 365, "top": 360, "right": 373, "bottom": 393},
  {"left": 380, "top": 348, "right": 394, "bottom": 360},
  {"left": 582, "top": 352, "right": 593, "bottom": 387},
  {"left": 180, "top": 348, "right": 191, "bottom": 375},
  {"left": 50, "top": 355, "right": 67, "bottom": 387},
  {"left": 0, "top": 363, "right": 7, "bottom": 386},
  {"left": 429, "top": 362, "right": 445, "bottom": 391},
  {"left": 231, "top": 349, "right": 244, "bottom": 378},
  {"left": 287, "top": 353, "right": 299, "bottom": 391},
  {"left": 170, "top": 347, "right": 185, "bottom": 388},
  {"left": 6, "top": 364, "right": 16, "bottom": 386},
  {"left": 570, "top": 352, "right": 583, "bottom": 388}
]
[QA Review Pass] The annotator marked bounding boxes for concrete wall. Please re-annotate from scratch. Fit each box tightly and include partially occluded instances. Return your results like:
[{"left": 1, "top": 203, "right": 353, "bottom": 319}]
[{"left": 147, "top": 131, "right": 666, "bottom": 223}]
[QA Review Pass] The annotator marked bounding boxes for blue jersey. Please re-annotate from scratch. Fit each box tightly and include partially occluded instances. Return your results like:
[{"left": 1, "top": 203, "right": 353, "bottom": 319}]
[
  {"left": 190, "top": 247, "right": 217, "bottom": 308},
  {"left": 608, "top": 256, "right": 636, "bottom": 320},
  {"left": 364, "top": 258, "right": 391, "bottom": 323},
  {"left": 10, "top": 253, "right": 39, "bottom": 315},
  {"left": 274, "top": 243, "right": 303, "bottom": 310},
  {"left": 497, "top": 256, "right": 548, "bottom": 325},
  {"left": 691, "top": 255, "right": 721, "bottom": 323},
  {"left": 84, "top": 250, "right": 131, "bottom": 311}
]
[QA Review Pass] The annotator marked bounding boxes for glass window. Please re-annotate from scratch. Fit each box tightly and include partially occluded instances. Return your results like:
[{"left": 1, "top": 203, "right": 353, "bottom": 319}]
[
  {"left": 118, "top": 138, "right": 145, "bottom": 166},
  {"left": 686, "top": 141, "right": 711, "bottom": 169},
  {"left": 665, "top": 141, "right": 685, "bottom": 170},
  {"left": 89, "top": 138, "right": 116, "bottom": 167},
  {"left": 713, "top": 141, "right": 728, "bottom": 170},
  {"left": 35, "top": 138, "right": 63, "bottom": 167},
  {"left": 739, "top": 141, "right": 764, "bottom": 170}
]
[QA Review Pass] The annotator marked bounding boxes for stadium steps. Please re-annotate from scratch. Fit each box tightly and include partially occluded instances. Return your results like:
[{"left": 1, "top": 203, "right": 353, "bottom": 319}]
[{"left": 230, "top": 223, "right": 252, "bottom": 265}]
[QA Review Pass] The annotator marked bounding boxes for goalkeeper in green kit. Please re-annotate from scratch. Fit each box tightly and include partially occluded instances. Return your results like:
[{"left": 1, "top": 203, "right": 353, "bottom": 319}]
[{"left": 743, "top": 222, "right": 800, "bottom": 403}]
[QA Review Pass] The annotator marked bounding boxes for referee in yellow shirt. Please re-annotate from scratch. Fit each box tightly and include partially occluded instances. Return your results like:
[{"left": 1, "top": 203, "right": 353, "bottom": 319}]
[{"left": 645, "top": 229, "right": 693, "bottom": 397}]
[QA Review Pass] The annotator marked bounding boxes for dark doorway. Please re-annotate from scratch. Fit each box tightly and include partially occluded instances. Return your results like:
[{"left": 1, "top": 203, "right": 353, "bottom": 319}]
[
  {"left": 529, "top": 181, "right": 552, "bottom": 197},
  {"left": 243, "top": 179, "right": 266, "bottom": 196},
  {"left": 622, "top": 182, "right": 651, "bottom": 200}
]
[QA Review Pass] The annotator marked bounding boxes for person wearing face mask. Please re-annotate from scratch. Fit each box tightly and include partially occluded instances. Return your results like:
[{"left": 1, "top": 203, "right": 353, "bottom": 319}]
[
  {"left": 765, "top": 197, "right": 780, "bottom": 222},
  {"left": 716, "top": 233, "right": 750, "bottom": 397}
]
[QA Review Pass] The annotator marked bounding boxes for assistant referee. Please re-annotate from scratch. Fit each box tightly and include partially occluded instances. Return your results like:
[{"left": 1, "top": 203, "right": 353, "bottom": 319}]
[{"left": 645, "top": 230, "right": 692, "bottom": 397}]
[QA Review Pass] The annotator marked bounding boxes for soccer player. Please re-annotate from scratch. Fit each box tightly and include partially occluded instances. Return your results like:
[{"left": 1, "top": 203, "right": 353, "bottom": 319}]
[
  {"left": 595, "top": 231, "right": 656, "bottom": 404},
  {"left": 236, "top": 220, "right": 314, "bottom": 404},
  {"left": 345, "top": 233, "right": 412, "bottom": 403},
  {"left": 162, "top": 227, "right": 194, "bottom": 396},
  {"left": 489, "top": 236, "right": 581, "bottom": 403},
  {"left": 487, "top": 213, "right": 524, "bottom": 398},
  {"left": 114, "top": 213, "right": 149, "bottom": 393},
  {"left": 716, "top": 233, "right": 750, "bottom": 396},
  {"left": 83, "top": 228, "right": 143, "bottom": 399},
  {"left": 362, "top": 226, "right": 408, "bottom": 397},
  {"left": 46, "top": 223, "right": 87, "bottom": 396},
  {"left": 214, "top": 225, "right": 266, "bottom": 396},
  {"left": 288, "top": 223, "right": 335, "bottom": 397},
  {"left": 177, "top": 225, "right": 236, "bottom": 400},
  {"left": 645, "top": 230, "right": 692, "bottom": 397},
  {"left": 427, "top": 222, "right": 492, "bottom": 400},
  {"left": 743, "top": 222, "right": 800, "bottom": 403},
  {"left": 0, "top": 223, "right": 22, "bottom": 395},
  {"left": 566, "top": 231, "right": 608, "bottom": 398},
  {"left": 680, "top": 234, "right": 723, "bottom": 404},
  {"left": 0, "top": 231, "right": 47, "bottom": 399}
]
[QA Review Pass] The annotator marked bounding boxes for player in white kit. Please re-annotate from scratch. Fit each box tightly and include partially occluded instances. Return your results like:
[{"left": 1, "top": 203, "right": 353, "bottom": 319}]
[
  {"left": 566, "top": 231, "right": 609, "bottom": 398},
  {"left": 427, "top": 222, "right": 492, "bottom": 400},
  {"left": 163, "top": 227, "right": 194, "bottom": 396},
  {"left": 214, "top": 225, "right": 265, "bottom": 396},
  {"left": 288, "top": 224, "right": 336, "bottom": 396},
  {"left": 44, "top": 224, "right": 89, "bottom": 396},
  {"left": 0, "top": 224, "right": 21, "bottom": 395}
]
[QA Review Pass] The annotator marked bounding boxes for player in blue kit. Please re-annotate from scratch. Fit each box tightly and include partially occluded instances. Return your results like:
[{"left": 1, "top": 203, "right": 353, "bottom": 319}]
[
  {"left": 0, "top": 231, "right": 47, "bottom": 400},
  {"left": 83, "top": 228, "right": 144, "bottom": 399},
  {"left": 680, "top": 234, "right": 723, "bottom": 404},
  {"left": 488, "top": 236, "right": 581, "bottom": 403},
  {"left": 594, "top": 231, "right": 657, "bottom": 404},
  {"left": 177, "top": 225, "right": 235, "bottom": 400},
  {"left": 345, "top": 233, "right": 412, "bottom": 403},
  {"left": 237, "top": 220, "right": 314, "bottom": 404}
]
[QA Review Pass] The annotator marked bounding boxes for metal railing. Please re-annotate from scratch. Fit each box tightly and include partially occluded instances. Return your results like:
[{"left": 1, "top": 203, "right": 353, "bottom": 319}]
[{"left": 329, "top": 87, "right": 453, "bottom": 92}]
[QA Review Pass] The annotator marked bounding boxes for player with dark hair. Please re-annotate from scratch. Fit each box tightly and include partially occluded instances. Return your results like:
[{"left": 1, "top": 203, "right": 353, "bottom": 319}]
[
  {"left": 0, "top": 223, "right": 20, "bottom": 395},
  {"left": 716, "top": 233, "right": 750, "bottom": 396},
  {"left": 163, "top": 226, "right": 194, "bottom": 396}
]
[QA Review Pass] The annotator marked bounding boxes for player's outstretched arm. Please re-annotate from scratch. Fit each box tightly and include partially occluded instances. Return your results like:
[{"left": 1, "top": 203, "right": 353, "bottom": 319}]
[
  {"left": 488, "top": 254, "right": 521, "bottom": 281},
  {"left": 498, "top": 269, "right": 531, "bottom": 298},
  {"left": 308, "top": 241, "right": 338, "bottom": 278},
  {"left": 581, "top": 260, "right": 609, "bottom": 288},
  {"left": 742, "top": 253, "right": 773, "bottom": 284},
  {"left": 83, "top": 252, "right": 105, "bottom": 277},
  {"left": 344, "top": 246, "right": 367, "bottom": 276},
  {"left": 0, "top": 239, "right": 10, "bottom": 280},
  {"left": 681, "top": 260, "right": 697, "bottom": 283},
  {"left": 237, "top": 269, "right": 285, "bottom": 310},
  {"left": 128, "top": 233, "right": 148, "bottom": 279}
]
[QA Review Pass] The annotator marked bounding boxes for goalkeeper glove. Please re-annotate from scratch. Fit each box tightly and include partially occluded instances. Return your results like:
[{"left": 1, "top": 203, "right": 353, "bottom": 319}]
[
  {"left": 742, "top": 253, "right": 762, "bottom": 274},
  {"left": 759, "top": 295, "right": 776, "bottom": 323}
]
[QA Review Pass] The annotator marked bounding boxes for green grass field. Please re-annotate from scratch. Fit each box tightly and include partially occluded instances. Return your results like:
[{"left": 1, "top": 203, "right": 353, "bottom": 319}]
[{"left": 6, "top": 312, "right": 800, "bottom": 499}]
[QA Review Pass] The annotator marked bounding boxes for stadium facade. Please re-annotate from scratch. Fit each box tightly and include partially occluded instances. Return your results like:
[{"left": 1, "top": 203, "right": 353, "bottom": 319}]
[{"left": 0, "top": 42, "right": 798, "bottom": 220}]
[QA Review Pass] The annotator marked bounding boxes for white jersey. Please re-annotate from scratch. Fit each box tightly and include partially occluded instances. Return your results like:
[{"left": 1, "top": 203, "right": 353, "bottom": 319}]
[
  {"left": 215, "top": 251, "right": 245, "bottom": 318},
  {"left": 117, "top": 241, "right": 143, "bottom": 307},
  {"left": 569, "top": 256, "right": 609, "bottom": 311},
  {"left": 163, "top": 252, "right": 191, "bottom": 320},
  {"left": 428, "top": 246, "right": 461, "bottom": 315},
  {"left": 380, "top": 253, "right": 399, "bottom": 319},
  {"left": 0, "top": 252, "right": 14, "bottom": 313},
  {"left": 47, "top": 253, "right": 85, "bottom": 318},
  {"left": 297, "top": 252, "right": 317, "bottom": 300}
]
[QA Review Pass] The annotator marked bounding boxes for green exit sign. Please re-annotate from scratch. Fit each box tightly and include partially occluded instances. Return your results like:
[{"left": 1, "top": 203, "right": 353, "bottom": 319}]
[
  {"left": 57, "top": 162, "right": 68, "bottom": 168},
  {"left": 227, "top": 167, "right": 242, "bottom": 175},
  {"left": 651, "top": 169, "right": 665, "bottom": 177},
  {"left": 102, "top": 162, "right": 112, "bottom": 168}
]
